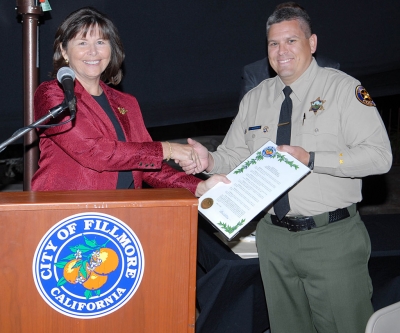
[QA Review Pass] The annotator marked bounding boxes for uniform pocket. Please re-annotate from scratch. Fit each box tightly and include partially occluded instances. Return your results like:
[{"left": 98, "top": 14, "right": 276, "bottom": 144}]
[{"left": 244, "top": 125, "right": 277, "bottom": 151}]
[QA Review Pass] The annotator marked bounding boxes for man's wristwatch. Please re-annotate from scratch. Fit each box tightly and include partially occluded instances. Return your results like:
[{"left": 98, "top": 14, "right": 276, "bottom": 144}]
[{"left": 308, "top": 151, "right": 315, "bottom": 170}]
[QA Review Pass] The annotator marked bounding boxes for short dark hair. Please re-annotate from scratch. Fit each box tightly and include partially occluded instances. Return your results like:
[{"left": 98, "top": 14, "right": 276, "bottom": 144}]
[
  {"left": 266, "top": 2, "right": 312, "bottom": 38},
  {"left": 52, "top": 7, "right": 125, "bottom": 85}
]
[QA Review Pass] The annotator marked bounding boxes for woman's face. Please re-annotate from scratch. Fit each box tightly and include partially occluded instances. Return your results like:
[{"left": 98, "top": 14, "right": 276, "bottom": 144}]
[{"left": 61, "top": 25, "right": 111, "bottom": 88}]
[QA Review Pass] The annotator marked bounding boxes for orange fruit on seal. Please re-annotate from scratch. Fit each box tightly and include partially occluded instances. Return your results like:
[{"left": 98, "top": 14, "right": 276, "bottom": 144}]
[
  {"left": 63, "top": 259, "right": 87, "bottom": 284},
  {"left": 82, "top": 271, "right": 108, "bottom": 290},
  {"left": 93, "top": 248, "right": 119, "bottom": 275}
]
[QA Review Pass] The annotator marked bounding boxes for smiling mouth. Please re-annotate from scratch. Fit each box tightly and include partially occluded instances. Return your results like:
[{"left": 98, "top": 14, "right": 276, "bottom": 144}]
[
  {"left": 278, "top": 59, "right": 292, "bottom": 64},
  {"left": 84, "top": 60, "right": 100, "bottom": 65}
]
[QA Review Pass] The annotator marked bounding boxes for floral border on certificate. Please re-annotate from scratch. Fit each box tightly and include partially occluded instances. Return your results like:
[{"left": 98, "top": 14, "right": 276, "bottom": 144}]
[
  {"left": 233, "top": 148, "right": 300, "bottom": 174},
  {"left": 218, "top": 219, "right": 246, "bottom": 234}
]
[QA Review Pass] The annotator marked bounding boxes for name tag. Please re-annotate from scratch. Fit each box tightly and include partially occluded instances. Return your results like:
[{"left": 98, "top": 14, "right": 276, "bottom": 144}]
[{"left": 248, "top": 125, "right": 261, "bottom": 131}]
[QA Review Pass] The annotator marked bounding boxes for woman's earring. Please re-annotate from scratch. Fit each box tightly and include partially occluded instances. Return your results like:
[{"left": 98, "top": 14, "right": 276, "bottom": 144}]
[{"left": 65, "top": 58, "right": 69, "bottom": 65}]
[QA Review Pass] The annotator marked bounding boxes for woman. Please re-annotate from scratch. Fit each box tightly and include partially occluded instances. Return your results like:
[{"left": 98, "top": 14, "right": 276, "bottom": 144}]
[{"left": 31, "top": 7, "right": 226, "bottom": 196}]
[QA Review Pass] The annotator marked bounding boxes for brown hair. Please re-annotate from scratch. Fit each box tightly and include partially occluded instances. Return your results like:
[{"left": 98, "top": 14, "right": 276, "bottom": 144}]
[
  {"left": 52, "top": 7, "right": 125, "bottom": 85},
  {"left": 266, "top": 2, "right": 312, "bottom": 38}
]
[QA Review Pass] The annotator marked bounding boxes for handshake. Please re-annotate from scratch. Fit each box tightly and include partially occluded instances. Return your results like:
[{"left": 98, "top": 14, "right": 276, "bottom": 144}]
[
  {"left": 161, "top": 138, "right": 228, "bottom": 197},
  {"left": 162, "top": 138, "right": 214, "bottom": 175}
]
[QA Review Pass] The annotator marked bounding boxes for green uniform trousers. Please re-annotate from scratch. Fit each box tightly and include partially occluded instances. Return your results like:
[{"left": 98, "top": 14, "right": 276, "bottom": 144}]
[{"left": 256, "top": 209, "right": 373, "bottom": 333}]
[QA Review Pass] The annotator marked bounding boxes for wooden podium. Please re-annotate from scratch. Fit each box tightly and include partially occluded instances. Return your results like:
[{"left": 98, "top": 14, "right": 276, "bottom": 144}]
[{"left": 0, "top": 189, "right": 198, "bottom": 332}]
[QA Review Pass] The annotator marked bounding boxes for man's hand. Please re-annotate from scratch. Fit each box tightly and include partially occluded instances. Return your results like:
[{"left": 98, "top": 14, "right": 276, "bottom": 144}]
[
  {"left": 195, "top": 174, "right": 230, "bottom": 197},
  {"left": 277, "top": 145, "right": 310, "bottom": 166},
  {"left": 176, "top": 138, "right": 211, "bottom": 174}
]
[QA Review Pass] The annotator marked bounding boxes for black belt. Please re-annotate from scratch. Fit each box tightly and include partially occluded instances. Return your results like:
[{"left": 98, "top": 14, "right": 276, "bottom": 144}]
[{"left": 270, "top": 207, "right": 351, "bottom": 232}]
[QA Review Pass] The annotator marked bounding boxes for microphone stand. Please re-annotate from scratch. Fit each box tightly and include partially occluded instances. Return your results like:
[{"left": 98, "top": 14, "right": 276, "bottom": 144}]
[{"left": 0, "top": 102, "right": 70, "bottom": 153}]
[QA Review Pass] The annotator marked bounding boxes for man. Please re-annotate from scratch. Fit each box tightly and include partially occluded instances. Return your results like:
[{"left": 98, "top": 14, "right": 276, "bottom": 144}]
[
  {"left": 238, "top": 2, "right": 340, "bottom": 103},
  {"left": 182, "top": 2, "right": 392, "bottom": 332}
]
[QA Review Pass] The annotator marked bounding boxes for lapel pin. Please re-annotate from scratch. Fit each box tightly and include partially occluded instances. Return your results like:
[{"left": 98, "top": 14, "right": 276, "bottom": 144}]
[{"left": 118, "top": 107, "right": 128, "bottom": 115}]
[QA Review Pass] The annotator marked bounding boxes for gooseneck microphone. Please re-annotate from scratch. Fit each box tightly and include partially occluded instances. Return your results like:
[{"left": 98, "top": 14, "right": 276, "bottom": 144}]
[{"left": 57, "top": 67, "right": 76, "bottom": 118}]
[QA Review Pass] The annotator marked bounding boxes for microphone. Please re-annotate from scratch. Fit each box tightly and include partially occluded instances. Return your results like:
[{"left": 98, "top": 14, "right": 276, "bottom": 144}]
[{"left": 57, "top": 67, "right": 76, "bottom": 118}]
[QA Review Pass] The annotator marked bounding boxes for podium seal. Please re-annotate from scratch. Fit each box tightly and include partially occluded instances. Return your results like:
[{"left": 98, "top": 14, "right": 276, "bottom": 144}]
[{"left": 32, "top": 212, "right": 145, "bottom": 319}]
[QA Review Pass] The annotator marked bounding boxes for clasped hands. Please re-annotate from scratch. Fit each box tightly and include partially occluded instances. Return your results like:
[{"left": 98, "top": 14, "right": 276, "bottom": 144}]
[
  {"left": 173, "top": 138, "right": 211, "bottom": 174},
  {"left": 162, "top": 139, "right": 207, "bottom": 173},
  {"left": 165, "top": 139, "right": 230, "bottom": 197}
]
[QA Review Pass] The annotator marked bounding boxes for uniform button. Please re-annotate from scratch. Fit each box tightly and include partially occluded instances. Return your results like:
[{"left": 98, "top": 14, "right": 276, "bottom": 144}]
[
  {"left": 252, "top": 134, "right": 255, "bottom": 138},
  {"left": 315, "top": 128, "right": 319, "bottom": 133}
]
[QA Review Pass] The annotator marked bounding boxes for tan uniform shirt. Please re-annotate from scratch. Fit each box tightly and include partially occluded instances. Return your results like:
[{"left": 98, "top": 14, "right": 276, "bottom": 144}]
[{"left": 210, "top": 59, "right": 392, "bottom": 216}]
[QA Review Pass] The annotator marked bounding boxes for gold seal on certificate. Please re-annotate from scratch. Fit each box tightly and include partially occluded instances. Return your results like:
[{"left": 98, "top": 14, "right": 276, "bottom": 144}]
[{"left": 201, "top": 198, "right": 214, "bottom": 209}]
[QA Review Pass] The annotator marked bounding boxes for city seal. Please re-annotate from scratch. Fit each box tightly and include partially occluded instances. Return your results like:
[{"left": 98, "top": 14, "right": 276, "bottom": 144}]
[{"left": 32, "top": 212, "right": 145, "bottom": 319}]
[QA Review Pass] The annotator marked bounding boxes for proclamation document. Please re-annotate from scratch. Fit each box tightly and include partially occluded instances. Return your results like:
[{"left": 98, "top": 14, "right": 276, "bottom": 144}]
[{"left": 198, "top": 141, "right": 310, "bottom": 240}]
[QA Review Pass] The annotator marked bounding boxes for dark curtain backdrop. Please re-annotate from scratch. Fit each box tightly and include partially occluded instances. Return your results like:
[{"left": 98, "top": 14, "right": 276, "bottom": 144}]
[{"left": 1, "top": 0, "right": 399, "bottom": 142}]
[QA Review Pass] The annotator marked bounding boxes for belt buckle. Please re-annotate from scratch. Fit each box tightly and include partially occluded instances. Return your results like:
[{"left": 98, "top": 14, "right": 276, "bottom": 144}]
[
  {"left": 285, "top": 217, "right": 299, "bottom": 232},
  {"left": 287, "top": 216, "right": 315, "bottom": 232},
  {"left": 287, "top": 224, "right": 298, "bottom": 232}
]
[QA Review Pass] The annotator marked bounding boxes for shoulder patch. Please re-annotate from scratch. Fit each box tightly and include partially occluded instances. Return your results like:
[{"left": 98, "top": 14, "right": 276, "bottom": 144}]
[{"left": 355, "top": 85, "right": 376, "bottom": 107}]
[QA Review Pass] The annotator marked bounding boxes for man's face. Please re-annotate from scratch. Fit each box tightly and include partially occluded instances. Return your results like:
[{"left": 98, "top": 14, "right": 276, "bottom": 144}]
[{"left": 267, "top": 19, "right": 317, "bottom": 86}]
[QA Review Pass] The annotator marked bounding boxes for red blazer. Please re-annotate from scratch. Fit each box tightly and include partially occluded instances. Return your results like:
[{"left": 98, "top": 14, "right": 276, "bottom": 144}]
[{"left": 31, "top": 79, "right": 201, "bottom": 193}]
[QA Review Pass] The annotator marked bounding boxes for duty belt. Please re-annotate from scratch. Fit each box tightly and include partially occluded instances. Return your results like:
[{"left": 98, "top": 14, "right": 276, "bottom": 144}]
[{"left": 270, "top": 205, "right": 354, "bottom": 232}]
